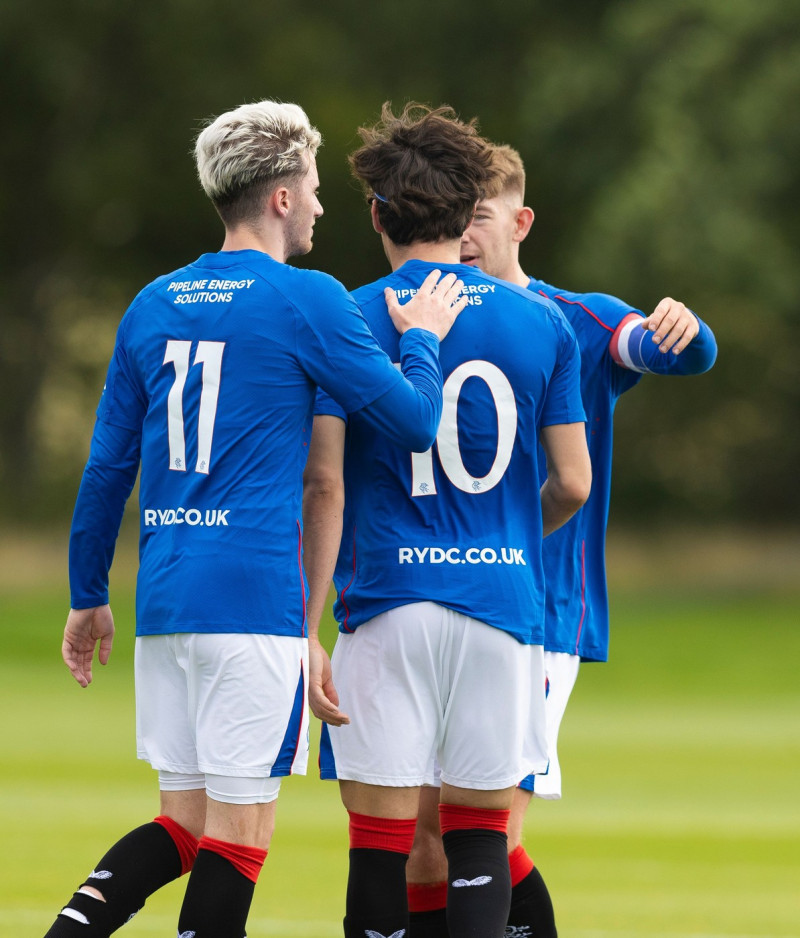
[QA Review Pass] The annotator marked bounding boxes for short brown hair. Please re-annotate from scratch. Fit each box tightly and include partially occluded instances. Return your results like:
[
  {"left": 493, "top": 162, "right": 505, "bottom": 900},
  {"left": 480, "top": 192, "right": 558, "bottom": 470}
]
[
  {"left": 482, "top": 144, "right": 526, "bottom": 202},
  {"left": 349, "top": 102, "right": 492, "bottom": 245}
]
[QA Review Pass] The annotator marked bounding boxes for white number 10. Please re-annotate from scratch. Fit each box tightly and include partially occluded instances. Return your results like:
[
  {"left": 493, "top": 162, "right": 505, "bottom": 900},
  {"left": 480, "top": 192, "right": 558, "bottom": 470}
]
[
  {"left": 410, "top": 359, "right": 518, "bottom": 496},
  {"left": 163, "top": 340, "right": 225, "bottom": 474}
]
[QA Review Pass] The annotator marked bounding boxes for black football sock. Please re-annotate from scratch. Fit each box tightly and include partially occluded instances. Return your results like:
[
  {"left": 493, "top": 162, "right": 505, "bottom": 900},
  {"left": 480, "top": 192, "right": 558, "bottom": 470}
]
[
  {"left": 508, "top": 864, "right": 557, "bottom": 937},
  {"left": 407, "top": 881, "right": 449, "bottom": 937},
  {"left": 408, "top": 907, "right": 450, "bottom": 937},
  {"left": 343, "top": 811, "right": 417, "bottom": 938},
  {"left": 344, "top": 847, "right": 410, "bottom": 938},
  {"left": 442, "top": 827, "right": 511, "bottom": 938},
  {"left": 43, "top": 819, "right": 190, "bottom": 936},
  {"left": 176, "top": 837, "right": 266, "bottom": 938}
]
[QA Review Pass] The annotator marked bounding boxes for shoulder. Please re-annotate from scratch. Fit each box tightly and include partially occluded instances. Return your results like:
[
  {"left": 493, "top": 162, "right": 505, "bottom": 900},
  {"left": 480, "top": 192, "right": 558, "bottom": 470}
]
[
  {"left": 529, "top": 278, "right": 642, "bottom": 333},
  {"left": 472, "top": 272, "right": 566, "bottom": 325},
  {"left": 351, "top": 276, "right": 392, "bottom": 310},
  {"left": 259, "top": 262, "right": 350, "bottom": 302},
  {"left": 246, "top": 263, "right": 355, "bottom": 327}
]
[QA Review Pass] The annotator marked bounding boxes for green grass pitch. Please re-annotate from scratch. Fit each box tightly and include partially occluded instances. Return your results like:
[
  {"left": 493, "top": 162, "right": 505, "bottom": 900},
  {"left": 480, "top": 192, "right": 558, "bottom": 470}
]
[{"left": 1, "top": 577, "right": 798, "bottom": 936}]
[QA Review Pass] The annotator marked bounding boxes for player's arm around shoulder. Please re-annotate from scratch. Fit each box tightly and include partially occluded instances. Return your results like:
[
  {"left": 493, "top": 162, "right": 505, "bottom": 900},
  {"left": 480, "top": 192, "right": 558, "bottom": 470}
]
[
  {"left": 539, "top": 423, "right": 592, "bottom": 536},
  {"left": 613, "top": 297, "right": 717, "bottom": 375}
]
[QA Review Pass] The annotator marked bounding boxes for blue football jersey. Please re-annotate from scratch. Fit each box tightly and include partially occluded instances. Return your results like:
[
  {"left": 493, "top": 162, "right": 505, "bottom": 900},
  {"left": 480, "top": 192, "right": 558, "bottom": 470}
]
[
  {"left": 319, "top": 260, "right": 585, "bottom": 645},
  {"left": 530, "top": 279, "right": 717, "bottom": 662},
  {"left": 69, "top": 249, "right": 444, "bottom": 637}
]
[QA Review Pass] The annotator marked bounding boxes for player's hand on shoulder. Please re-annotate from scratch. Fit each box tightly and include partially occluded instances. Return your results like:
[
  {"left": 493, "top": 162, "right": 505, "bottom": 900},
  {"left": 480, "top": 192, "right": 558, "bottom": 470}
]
[
  {"left": 62, "top": 605, "right": 115, "bottom": 688},
  {"left": 641, "top": 297, "right": 699, "bottom": 355},
  {"left": 385, "top": 269, "right": 467, "bottom": 341}
]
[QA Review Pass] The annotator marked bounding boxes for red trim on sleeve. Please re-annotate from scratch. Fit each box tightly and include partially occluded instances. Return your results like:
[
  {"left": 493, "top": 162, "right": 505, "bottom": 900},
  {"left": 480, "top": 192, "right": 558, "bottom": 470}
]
[
  {"left": 609, "top": 312, "right": 644, "bottom": 367},
  {"left": 339, "top": 525, "right": 357, "bottom": 633},
  {"left": 574, "top": 538, "right": 587, "bottom": 655},
  {"left": 296, "top": 520, "right": 307, "bottom": 637},
  {"left": 537, "top": 290, "right": 616, "bottom": 332}
]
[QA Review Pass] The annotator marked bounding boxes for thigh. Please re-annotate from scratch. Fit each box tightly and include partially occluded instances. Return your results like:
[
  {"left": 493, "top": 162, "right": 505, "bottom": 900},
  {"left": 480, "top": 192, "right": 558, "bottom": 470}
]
[
  {"left": 339, "top": 780, "right": 420, "bottom": 819},
  {"left": 525, "top": 650, "right": 581, "bottom": 799},
  {"left": 191, "top": 633, "right": 309, "bottom": 779},
  {"left": 439, "top": 614, "right": 548, "bottom": 790},
  {"left": 136, "top": 633, "right": 309, "bottom": 780},
  {"left": 136, "top": 635, "right": 198, "bottom": 773},
  {"left": 543, "top": 650, "right": 581, "bottom": 737},
  {"left": 326, "top": 603, "right": 443, "bottom": 786}
]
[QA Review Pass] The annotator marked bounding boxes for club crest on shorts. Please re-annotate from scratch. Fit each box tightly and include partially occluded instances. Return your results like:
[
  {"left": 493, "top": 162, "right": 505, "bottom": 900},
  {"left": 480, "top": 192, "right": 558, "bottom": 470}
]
[{"left": 365, "top": 930, "right": 405, "bottom": 938}]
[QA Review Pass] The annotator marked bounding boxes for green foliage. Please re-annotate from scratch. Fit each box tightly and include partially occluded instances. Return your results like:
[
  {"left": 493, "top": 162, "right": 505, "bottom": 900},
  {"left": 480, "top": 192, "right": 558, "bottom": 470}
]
[{"left": 1, "top": 0, "right": 798, "bottom": 521}]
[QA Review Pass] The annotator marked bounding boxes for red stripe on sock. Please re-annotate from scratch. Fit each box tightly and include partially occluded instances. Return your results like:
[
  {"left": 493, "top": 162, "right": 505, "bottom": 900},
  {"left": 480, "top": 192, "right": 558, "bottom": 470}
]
[
  {"left": 407, "top": 880, "right": 448, "bottom": 912},
  {"left": 348, "top": 811, "right": 417, "bottom": 854},
  {"left": 438, "top": 803, "right": 510, "bottom": 835},
  {"left": 508, "top": 844, "right": 535, "bottom": 886},
  {"left": 198, "top": 836, "right": 267, "bottom": 884},
  {"left": 153, "top": 815, "right": 199, "bottom": 876}
]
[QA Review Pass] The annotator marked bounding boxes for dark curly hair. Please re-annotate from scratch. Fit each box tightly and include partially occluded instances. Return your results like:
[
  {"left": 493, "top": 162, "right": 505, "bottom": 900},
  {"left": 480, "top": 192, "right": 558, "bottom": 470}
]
[{"left": 349, "top": 102, "right": 493, "bottom": 245}]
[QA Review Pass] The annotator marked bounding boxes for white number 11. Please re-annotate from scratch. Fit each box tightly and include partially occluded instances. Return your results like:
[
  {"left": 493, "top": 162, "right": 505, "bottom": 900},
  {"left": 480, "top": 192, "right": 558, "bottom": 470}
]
[{"left": 163, "top": 340, "right": 225, "bottom": 474}]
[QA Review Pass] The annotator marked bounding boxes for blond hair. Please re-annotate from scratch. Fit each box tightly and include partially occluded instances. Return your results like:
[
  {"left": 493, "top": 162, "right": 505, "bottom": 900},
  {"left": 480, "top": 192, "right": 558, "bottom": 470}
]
[
  {"left": 195, "top": 100, "right": 322, "bottom": 225},
  {"left": 483, "top": 143, "right": 526, "bottom": 202}
]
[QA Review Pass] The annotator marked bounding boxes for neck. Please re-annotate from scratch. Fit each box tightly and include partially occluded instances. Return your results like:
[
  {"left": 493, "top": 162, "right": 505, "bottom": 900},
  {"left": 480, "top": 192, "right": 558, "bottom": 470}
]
[
  {"left": 498, "top": 259, "right": 531, "bottom": 289},
  {"left": 383, "top": 237, "right": 462, "bottom": 272},
  {"left": 221, "top": 224, "right": 286, "bottom": 262}
]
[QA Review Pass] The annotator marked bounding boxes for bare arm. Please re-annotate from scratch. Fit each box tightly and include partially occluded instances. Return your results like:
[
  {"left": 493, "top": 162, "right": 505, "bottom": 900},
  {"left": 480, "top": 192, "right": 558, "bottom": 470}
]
[
  {"left": 302, "top": 415, "right": 350, "bottom": 726},
  {"left": 539, "top": 423, "right": 592, "bottom": 536}
]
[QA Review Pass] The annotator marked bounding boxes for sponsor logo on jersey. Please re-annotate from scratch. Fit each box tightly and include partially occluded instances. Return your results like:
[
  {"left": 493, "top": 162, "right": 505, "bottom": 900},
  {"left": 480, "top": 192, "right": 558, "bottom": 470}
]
[
  {"left": 393, "top": 282, "right": 496, "bottom": 307},
  {"left": 166, "top": 278, "right": 256, "bottom": 306},
  {"left": 143, "top": 508, "right": 230, "bottom": 527},
  {"left": 397, "top": 546, "right": 526, "bottom": 566}
]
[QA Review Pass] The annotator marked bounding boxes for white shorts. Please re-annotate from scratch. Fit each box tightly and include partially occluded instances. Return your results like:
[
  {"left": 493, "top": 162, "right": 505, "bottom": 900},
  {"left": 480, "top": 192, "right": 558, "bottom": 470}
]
[
  {"left": 322, "top": 602, "right": 548, "bottom": 790},
  {"left": 135, "top": 633, "right": 309, "bottom": 797},
  {"left": 521, "top": 650, "right": 580, "bottom": 800}
]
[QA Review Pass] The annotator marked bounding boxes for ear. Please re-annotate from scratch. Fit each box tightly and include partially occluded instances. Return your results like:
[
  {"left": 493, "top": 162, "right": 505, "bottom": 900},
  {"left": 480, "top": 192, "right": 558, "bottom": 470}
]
[
  {"left": 370, "top": 199, "right": 384, "bottom": 234},
  {"left": 513, "top": 206, "right": 535, "bottom": 244},
  {"left": 270, "top": 185, "right": 292, "bottom": 220}
]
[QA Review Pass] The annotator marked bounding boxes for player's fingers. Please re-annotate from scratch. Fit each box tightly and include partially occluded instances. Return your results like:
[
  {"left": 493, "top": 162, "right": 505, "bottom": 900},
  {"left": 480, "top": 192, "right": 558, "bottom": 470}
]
[
  {"left": 309, "top": 689, "right": 350, "bottom": 726},
  {"left": 440, "top": 277, "right": 465, "bottom": 307},
  {"left": 63, "top": 643, "right": 90, "bottom": 688},
  {"left": 431, "top": 271, "right": 458, "bottom": 294},
  {"left": 650, "top": 308, "right": 681, "bottom": 344},
  {"left": 384, "top": 286, "right": 399, "bottom": 311},
  {"left": 418, "top": 269, "right": 443, "bottom": 295},
  {"left": 646, "top": 297, "right": 673, "bottom": 329},
  {"left": 97, "top": 633, "right": 114, "bottom": 666},
  {"left": 655, "top": 309, "right": 697, "bottom": 353},
  {"left": 667, "top": 318, "right": 698, "bottom": 355}
]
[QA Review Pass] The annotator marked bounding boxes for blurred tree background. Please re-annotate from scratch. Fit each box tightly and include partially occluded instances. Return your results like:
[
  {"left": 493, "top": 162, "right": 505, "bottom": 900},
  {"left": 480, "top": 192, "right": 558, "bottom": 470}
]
[{"left": 1, "top": 0, "right": 798, "bottom": 526}]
